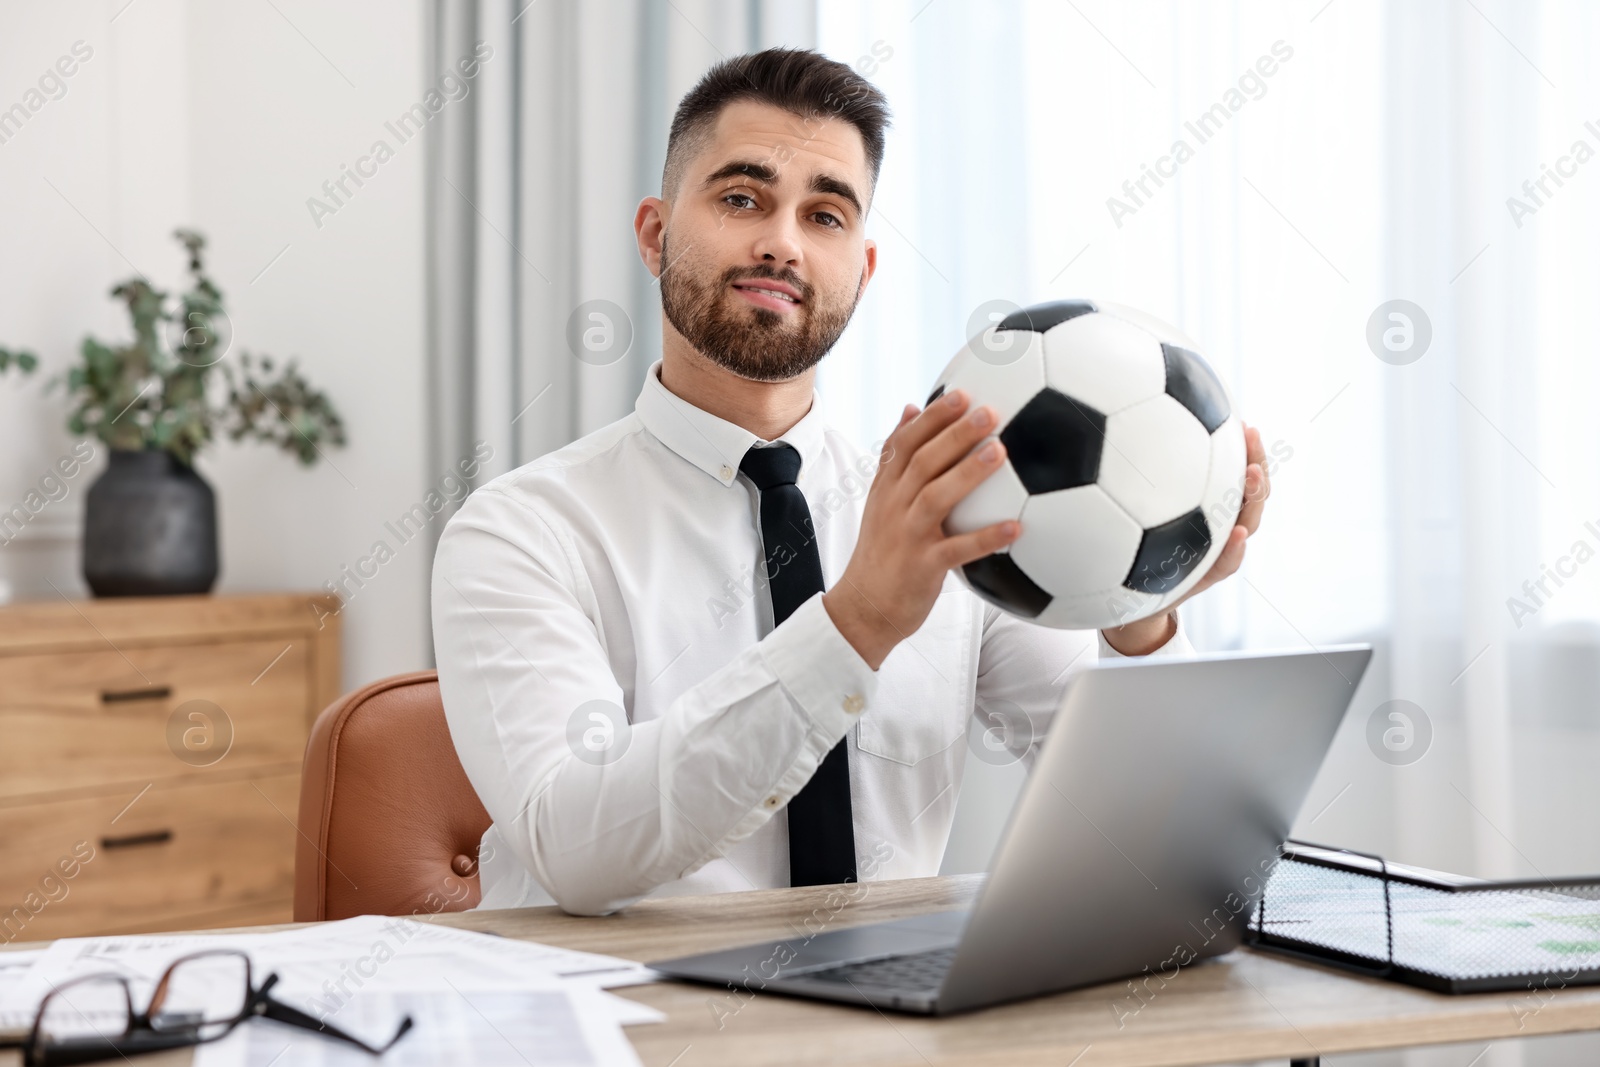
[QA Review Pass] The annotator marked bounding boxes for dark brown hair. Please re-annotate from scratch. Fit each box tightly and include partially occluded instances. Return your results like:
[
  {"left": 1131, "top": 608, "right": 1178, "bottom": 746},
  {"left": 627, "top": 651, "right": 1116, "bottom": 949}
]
[{"left": 662, "top": 47, "right": 891, "bottom": 209}]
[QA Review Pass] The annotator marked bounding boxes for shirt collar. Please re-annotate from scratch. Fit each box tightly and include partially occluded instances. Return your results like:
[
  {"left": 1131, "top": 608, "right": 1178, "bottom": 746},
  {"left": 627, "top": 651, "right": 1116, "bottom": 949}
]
[{"left": 635, "top": 358, "right": 828, "bottom": 488}]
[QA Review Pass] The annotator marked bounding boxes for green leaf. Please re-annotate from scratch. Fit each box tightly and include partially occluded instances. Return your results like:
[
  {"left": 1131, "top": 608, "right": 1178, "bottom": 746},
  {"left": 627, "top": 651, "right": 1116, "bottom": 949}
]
[{"left": 28, "top": 230, "right": 349, "bottom": 465}]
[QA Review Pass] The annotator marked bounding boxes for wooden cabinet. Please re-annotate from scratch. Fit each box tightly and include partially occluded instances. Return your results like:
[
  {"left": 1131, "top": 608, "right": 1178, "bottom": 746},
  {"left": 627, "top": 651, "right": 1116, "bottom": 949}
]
[{"left": 0, "top": 593, "right": 340, "bottom": 942}]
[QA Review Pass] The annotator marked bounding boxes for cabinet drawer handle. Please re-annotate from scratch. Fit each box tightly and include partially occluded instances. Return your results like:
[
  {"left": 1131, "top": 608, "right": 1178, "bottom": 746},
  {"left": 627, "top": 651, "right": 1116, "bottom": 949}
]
[
  {"left": 101, "top": 686, "right": 172, "bottom": 704},
  {"left": 100, "top": 830, "right": 173, "bottom": 850}
]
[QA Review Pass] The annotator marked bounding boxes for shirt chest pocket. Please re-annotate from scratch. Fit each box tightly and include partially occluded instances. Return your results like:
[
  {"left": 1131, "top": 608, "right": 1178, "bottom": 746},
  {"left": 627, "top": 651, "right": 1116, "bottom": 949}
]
[{"left": 853, "top": 577, "right": 977, "bottom": 767}]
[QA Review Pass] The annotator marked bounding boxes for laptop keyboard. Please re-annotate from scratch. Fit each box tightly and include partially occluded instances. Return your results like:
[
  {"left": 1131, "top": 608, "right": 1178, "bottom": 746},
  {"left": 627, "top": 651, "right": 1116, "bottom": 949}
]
[{"left": 804, "top": 946, "right": 958, "bottom": 991}]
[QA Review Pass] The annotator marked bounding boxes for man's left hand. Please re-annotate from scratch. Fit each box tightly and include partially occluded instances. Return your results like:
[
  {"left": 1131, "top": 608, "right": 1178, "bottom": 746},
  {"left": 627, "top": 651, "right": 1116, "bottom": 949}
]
[{"left": 1101, "top": 422, "right": 1272, "bottom": 656}]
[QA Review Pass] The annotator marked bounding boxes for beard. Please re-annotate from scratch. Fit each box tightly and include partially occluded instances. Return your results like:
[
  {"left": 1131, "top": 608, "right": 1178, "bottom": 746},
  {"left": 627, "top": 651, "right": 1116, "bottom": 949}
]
[{"left": 657, "top": 232, "right": 861, "bottom": 383}]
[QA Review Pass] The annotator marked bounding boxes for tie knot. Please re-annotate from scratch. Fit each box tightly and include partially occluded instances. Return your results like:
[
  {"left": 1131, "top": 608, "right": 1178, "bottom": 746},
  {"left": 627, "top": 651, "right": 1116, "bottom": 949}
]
[{"left": 739, "top": 442, "right": 802, "bottom": 490}]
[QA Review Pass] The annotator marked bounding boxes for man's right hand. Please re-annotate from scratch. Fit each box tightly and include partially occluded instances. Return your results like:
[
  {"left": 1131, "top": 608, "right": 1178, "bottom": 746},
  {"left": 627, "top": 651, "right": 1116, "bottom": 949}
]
[{"left": 821, "top": 387, "right": 1022, "bottom": 670}]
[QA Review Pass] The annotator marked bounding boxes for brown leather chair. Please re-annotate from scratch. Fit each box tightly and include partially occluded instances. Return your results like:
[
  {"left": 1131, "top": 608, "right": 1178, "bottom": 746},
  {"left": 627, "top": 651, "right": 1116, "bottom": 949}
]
[{"left": 294, "top": 670, "right": 493, "bottom": 922}]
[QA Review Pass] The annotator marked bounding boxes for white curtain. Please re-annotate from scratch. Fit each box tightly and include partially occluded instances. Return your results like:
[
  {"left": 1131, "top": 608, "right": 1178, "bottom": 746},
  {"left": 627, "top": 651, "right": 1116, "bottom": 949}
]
[
  {"left": 820, "top": 0, "right": 1600, "bottom": 905},
  {"left": 422, "top": 0, "right": 818, "bottom": 629},
  {"left": 1378, "top": 0, "right": 1600, "bottom": 892},
  {"left": 430, "top": 0, "right": 1600, "bottom": 906},
  {"left": 427, "top": 0, "right": 819, "bottom": 486}
]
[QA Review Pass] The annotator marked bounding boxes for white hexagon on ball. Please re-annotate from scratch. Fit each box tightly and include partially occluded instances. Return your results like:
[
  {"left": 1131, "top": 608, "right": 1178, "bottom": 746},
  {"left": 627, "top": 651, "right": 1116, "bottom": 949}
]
[
  {"left": 946, "top": 459, "right": 1028, "bottom": 539},
  {"left": 1095, "top": 300, "right": 1203, "bottom": 353},
  {"left": 1096, "top": 394, "right": 1211, "bottom": 528},
  {"left": 1201, "top": 414, "right": 1248, "bottom": 533},
  {"left": 935, "top": 330, "right": 1046, "bottom": 428},
  {"left": 1036, "top": 585, "right": 1162, "bottom": 630},
  {"left": 1012, "top": 484, "right": 1142, "bottom": 595},
  {"left": 1041, "top": 312, "right": 1166, "bottom": 417},
  {"left": 1183, "top": 415, "right": 1248, "bottom": 585}
]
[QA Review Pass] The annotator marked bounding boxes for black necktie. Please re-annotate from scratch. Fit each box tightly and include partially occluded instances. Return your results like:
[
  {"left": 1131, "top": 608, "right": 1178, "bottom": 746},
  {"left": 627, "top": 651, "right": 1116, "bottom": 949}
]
[{"left": 739, "top": 442, "right": 857, "bottom": 886}]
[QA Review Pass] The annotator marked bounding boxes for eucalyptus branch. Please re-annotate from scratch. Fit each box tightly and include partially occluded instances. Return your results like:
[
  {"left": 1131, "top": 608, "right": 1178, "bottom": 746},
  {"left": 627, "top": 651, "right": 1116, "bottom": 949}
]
[
  {"left": 223, "top": 353, "right": 348, "bottom": 466},
  {"left": 0, "top": 229, "right": 347, "bottom": 468},
  {"left": 0, "top": 347, "right": 39, "bottom": 376}
]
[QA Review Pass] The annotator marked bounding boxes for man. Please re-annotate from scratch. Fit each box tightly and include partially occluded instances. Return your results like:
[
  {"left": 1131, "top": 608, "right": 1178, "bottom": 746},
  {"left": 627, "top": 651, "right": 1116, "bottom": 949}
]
[{"left": 431, "top": 47, "right": 1269, "bottom": 916}]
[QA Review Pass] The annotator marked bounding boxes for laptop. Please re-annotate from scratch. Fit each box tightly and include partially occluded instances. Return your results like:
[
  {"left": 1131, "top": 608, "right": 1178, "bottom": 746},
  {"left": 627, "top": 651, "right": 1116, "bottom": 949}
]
[{"left": 649, "top": 645, "right": 1372, "bottom": 1014}]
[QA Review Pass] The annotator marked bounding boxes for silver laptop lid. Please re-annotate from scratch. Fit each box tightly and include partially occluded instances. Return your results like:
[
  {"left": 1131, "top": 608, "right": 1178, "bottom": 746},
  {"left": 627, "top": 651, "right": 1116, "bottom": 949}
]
[{"left": 937, "top": 645, "right": 1371, "bottom": 1012}]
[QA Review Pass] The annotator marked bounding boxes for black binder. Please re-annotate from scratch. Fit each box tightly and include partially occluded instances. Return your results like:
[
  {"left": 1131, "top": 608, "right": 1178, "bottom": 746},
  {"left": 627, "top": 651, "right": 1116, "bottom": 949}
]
[{"left": 1246, "top": 840, "right": 1600, "bottom": 994}]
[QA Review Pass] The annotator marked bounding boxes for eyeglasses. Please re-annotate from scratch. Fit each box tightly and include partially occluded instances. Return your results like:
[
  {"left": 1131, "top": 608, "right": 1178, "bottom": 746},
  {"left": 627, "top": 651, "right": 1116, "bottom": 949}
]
[{"left": 23, "top": 949, "right": 413, "bottom": 1066}]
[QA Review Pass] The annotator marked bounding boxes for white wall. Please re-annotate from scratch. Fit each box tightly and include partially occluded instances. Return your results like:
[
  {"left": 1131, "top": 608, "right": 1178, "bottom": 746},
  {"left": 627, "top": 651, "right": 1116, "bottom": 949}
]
[{"left": 0, "top": 0, "right": 431, "bottom": 692}]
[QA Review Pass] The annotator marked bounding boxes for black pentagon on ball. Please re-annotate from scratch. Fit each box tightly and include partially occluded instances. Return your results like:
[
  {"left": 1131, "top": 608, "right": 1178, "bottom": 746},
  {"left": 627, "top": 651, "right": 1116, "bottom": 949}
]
[
  {"left": 999, "top": 387, "right": 1106, "bottom": 494},
  {"left": 996, "top": 299, "right": 1097, "bottom": 333},
  {"left": 1123, "top": 507, "right": 1212, "bottom": 596},
  {"left": 926, "top": 382, "right": 946, "bottom": 407},
  {"left": 963, "top": 553, "right": 1051, "bottom": 619},
  {"left": 1162, "top": 344, "right": 1230, "bottom": 433}
]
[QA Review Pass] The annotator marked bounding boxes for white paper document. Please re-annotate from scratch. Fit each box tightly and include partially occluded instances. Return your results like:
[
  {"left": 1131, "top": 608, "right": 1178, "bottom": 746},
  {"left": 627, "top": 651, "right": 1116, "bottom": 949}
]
[
  {"left": 0, "top": 949, "right": 48, "bottom": 1038},
  {"left": 1, "top": 915, "right": 662, "bottom": 1064},
  {"left": 193, "top": 987, "right": 645, "bottom": 1067}
]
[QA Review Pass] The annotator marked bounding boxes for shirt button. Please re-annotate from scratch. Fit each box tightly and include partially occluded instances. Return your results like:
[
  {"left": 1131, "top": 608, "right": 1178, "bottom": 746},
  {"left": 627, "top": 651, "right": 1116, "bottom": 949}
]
[
  {"left": 764, "top": 795, "right": 781, "bottom": 809},
  {"left": 842, "top": 693, "right": 865, "bottom": 714},
  {"left": 720, "top": 464, "right": 733, "bottom": 480}
]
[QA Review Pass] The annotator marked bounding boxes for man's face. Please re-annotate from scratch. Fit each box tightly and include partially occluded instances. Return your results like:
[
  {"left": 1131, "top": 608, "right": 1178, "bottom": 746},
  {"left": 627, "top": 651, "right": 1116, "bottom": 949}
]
[{"left": 655, "top": 100, "right": 876, "bottom": 382}]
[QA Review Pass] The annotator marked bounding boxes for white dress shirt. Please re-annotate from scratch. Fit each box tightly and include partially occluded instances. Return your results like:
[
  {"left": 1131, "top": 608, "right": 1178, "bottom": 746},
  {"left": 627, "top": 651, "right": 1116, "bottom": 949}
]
[{"left": 431, "top": 358, "right": 1193, "bottom": 916}]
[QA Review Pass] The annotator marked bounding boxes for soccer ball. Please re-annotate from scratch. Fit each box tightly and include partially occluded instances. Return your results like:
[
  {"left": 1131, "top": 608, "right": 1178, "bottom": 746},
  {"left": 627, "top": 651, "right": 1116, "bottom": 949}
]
[{"left": 931, "top": 299, "right": 1246, "bottom": 630}]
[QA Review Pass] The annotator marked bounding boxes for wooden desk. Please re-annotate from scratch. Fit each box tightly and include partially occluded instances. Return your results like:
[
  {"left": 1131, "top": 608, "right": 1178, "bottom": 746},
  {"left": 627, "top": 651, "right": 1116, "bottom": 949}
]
[{"left": 7, "top": 874, "right": 1600, "bottom": 1066}]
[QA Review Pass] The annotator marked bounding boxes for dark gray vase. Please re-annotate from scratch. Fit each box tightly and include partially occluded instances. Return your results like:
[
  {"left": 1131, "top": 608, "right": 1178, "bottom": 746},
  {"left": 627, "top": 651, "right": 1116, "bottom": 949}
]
[{"left": 83, "top": 449, "right": 219, "bottom": 597}]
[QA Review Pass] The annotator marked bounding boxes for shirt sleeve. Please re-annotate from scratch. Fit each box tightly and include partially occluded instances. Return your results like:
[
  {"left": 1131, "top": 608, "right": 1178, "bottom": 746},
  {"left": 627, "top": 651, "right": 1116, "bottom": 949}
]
[
  {"left": 431, "top": 487, "right": 876, "bottom": 916},
  {"left": 974, "top": 604, "right": 1194, "bottom": 766},
  {"left": 1096, "top": 611, "right": 1194, "bottom": 660}
]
